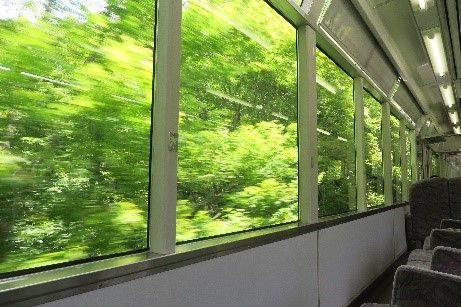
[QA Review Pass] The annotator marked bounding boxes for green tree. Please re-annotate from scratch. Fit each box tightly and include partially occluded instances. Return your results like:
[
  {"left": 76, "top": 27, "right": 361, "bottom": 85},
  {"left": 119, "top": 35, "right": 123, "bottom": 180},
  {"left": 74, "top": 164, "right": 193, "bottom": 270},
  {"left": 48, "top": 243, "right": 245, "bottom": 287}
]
[
  {"left": 0, "top": 0, "right": 154, "bottom": 272},
  {"left": 0, "top": 0, "right": 364, "bottom": 273},
  {"left": 390, "top": 115, "right": 401, "bottom": 203},
  {"left": 364, "top": 91, "right": 384, "bottom": 207},
  {"left": 316, "top": 50, "right": 356, "bottom": 217}
]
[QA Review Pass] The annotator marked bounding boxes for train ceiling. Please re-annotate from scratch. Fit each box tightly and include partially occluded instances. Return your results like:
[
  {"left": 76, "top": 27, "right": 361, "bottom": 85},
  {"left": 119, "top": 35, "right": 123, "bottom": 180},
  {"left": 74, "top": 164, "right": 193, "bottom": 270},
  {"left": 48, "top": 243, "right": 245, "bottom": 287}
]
[{"left": 297, "top": 0, "right": 461, "bottom": 151}]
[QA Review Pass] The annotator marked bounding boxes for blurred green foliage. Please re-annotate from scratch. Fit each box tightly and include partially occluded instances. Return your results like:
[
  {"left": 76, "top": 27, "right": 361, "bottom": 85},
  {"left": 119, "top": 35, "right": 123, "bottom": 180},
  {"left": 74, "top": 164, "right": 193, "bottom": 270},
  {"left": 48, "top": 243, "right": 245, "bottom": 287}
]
[
  {"left": 177, "top": 0, "right": 299, "bottom": 241},
  {"left": 364, "top": 92, "right": 384, "bottom": 207},
  {"left": 0, "top": 0, "right": 386, "bottom": 273},
  {"left": 431, "top": 152, "right": 439, "bottom": 176},
  {"left": 391, "top": 115, "right": 402, "bottom": 203},
  {"left": 0, "top": 0, "right": 153, "bottom": 273},
  {"left": 316, "top": 50, "right": 356, "bottom": 216}
]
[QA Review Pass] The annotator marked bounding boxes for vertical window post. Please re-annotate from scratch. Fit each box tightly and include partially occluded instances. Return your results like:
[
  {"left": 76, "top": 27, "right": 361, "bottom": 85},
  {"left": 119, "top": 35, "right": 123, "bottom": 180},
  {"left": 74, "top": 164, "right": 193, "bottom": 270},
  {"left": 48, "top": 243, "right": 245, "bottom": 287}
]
[
  {"left": 409, "top": 129, "right": 417, "bottom": 183},
  {"left": 149, "top": 0, "right": 182, "bottom": 254},
  {"left": 354, "top": 77, "right": 366, "bottom": 211},
  {"left": 400, "top": 120, "right": 408, "bottom": 201},
  {"left": 422, "top": 146, "right": 429, "bottom": 179},
  {"left": 298, "top": 25, "right": 318, "bottom": 224},
  {"left": 382, "top": 101, "right": 393, "bottom": 205}
]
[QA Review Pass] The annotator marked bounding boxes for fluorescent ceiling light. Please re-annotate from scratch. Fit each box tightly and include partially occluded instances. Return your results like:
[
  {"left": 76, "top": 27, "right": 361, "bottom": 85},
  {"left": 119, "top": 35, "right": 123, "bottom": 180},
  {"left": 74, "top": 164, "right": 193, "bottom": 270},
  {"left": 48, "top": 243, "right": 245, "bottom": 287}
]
[
  {"left": 440, "top": 85, "right": 455, "bottom": 108},
  {"left": 20, "top": 71, "right": 76, "bottom": 87},
  {"left": 411, "top": 0, "right": 427, "bottom": 10},
  {"left": 454, "top": 126, "right": 461, "bottom": 134},
  {"left": 364, "top": 107, "right": 370, "bottom": 118},
  {"left": 316, "top": 75, "right": 337, "bottom": 95},
  {"left": 418, "top": 0, "right": 427, "bottom": 10},
  {"left": 423, "top": 32, "right": 448, "bottom": 77},
  {"left": 449, "top": 111, "right": 460, "bottom": 125},
  {"left": 271, "top": 112, "right": 288, "bottom": 121},
  {"left": 206, "top": 89, "right": 254, "bottom": 108},
  {"left": 317, "top": 128, "right": 331, "bottom": 136},
  {"left": 111, "top": 95, "right": 142, "bottom": 104}
]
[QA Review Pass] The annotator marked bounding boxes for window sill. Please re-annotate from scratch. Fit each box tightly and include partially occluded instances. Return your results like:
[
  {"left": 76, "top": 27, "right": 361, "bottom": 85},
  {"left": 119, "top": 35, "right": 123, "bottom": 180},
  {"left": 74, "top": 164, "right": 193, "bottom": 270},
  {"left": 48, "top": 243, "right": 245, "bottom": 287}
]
[{"left": 0, "top": 202, "right": 407, "bottom": 306}]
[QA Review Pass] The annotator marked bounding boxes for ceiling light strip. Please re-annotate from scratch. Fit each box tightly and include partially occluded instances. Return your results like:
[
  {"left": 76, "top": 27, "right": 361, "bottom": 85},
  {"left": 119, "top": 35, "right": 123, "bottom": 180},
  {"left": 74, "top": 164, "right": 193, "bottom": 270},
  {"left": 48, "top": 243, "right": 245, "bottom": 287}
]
[
  {"left": 423, "top": 31, "right": 448, "bottom": 77},
  {"left": 317, "top": 128, "right": 331, "bottom": 135},
  {"left": 440, "top": 84, "right": 455, "bottom": 108},
  {"left": 449, "top": 111, "right": 460, "bottom": 125},
  {"left": 20, "top": 71, "right": 77, "bottom": 87},
  {"left": 418, "top": 0, "right": 427, "bottom": 10}
]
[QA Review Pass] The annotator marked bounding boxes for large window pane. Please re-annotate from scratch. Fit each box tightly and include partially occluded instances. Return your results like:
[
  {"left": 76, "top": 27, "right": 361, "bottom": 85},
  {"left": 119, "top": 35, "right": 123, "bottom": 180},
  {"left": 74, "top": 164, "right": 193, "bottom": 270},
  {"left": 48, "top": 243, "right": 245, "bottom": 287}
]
[
  {"left": 390, "top": 115, "right": 401, "bottom": 203},
  {"left": 417, "top": 146, "right": 423, "bottom": 180},
  {"left": 364, "top": 92, "right": 384, "bottom": 207},
  {"left": 406, "top": 128, "right": 412, "bottom": 184},
  {"left": 405, "top": 128, "right": 413, "bottom": 200},
  {"left": 0, "top": 1, "right": 154, "bottom": 274},
  {"left": 316, "top": 49, "right": 356, "bottom": 217},
  {"left": 431, "top": 152, "right": 439, "bottom": 176},
  {"left": 178, "top": 0, "right": 298, "bottom": 242}
]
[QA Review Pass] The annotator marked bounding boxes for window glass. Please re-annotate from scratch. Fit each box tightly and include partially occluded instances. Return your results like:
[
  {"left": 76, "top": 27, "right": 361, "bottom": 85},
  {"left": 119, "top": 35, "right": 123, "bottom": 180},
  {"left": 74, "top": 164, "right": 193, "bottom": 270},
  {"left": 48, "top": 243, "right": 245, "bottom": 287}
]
[
  {"left": 431, "top": 152, "right": 439, "bottom": 176},
  {"left": 316, "top": 49, "right": 356, "bottom": 217},
  {"left": 390, "top": 115, "right": 401, "bottom": 203},
  {"left": 178, "top": 0, "right": 298, "bottom": 242},
  {"left": 0, "top": 0, "right": 154, "bottom": 274},
  {"left": 406, "top": 128, "right": 412, "bottom": 184},
  {"left": 417, "top": 148, "right": 423, "bottom": 180},
  {"left": 364, "top": 92, "right": 384, "bottom": 207}
]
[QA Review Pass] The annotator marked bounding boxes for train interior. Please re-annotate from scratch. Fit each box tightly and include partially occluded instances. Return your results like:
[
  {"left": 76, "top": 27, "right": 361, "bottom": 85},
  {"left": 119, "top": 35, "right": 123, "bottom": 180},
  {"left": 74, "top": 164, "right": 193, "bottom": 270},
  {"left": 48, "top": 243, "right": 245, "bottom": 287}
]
[{"left": 1, "top": 0, "right": 461, "bottom": 306}]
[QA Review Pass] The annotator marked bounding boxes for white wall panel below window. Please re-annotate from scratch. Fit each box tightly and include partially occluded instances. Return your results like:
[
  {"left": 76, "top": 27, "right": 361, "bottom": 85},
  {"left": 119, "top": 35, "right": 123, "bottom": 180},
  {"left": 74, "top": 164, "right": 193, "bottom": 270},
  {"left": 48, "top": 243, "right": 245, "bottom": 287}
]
[
  {"left": 40, "top": 209, "right": 406, "bottom": 307},
  {"left": 318, "top": 210, "right": 396, "bottom": 307},
  {"left": 40, "top": 234, "right": 319, "bottom": 307},
  {"left": 393, "top": 206, "right": 407, "bottom": 258}
]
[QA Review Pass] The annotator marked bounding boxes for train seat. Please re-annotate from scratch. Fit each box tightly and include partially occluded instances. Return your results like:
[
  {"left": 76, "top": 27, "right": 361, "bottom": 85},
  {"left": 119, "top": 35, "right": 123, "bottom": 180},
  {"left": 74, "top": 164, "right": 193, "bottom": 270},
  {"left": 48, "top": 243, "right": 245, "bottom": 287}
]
[
  {"left": 409, "top": 177, "right": 450, "bottom": 242},
  {"left": 449, "top": 177, "right": 461, "bottom": 220},
  {"left": 407, "top": 221, "right": 461, "bottom": 268}
]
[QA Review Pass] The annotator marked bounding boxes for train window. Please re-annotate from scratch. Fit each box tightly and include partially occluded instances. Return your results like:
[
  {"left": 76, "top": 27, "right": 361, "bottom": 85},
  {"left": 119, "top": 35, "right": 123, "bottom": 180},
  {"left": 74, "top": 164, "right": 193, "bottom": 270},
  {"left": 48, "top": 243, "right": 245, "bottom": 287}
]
[
  {"left": 0, "top": 1, "right": 155, "bottom": 274},
  {"left": 316, "top": 49, "right": 356, "bottom": 217},
  {"left": 364, "top": 92, "right": 384, "bottom": 207},
  {"left": 177, "top": 0, "right": 298, "bottom": 242},
  {"left": 390, "top": 115, "right": 402, "bottom": 203},
  {"left": 431, "top": 152, "right": 439, "bottom": 176},
  {"left": 406, "top": 128, "right": 412, "bottom": 183}
]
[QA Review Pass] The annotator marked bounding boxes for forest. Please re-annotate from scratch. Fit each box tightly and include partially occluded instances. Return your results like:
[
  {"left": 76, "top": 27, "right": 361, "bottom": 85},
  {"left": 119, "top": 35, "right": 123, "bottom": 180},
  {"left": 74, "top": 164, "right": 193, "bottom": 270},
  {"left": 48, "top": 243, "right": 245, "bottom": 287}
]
[{"left": 0, "top": 0, "right": 390, "bottom": 274}]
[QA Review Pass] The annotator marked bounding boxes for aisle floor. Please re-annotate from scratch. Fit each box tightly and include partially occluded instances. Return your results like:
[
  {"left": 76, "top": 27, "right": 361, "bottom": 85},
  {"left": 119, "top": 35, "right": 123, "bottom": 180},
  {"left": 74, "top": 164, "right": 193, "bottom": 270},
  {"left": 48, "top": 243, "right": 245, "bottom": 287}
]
[{"left": 349, "top": 251, "right": 411, "bottom": 307}]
